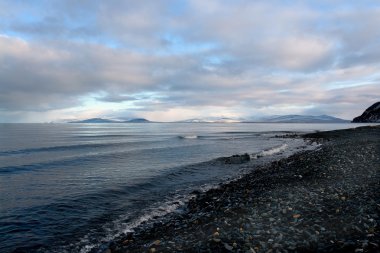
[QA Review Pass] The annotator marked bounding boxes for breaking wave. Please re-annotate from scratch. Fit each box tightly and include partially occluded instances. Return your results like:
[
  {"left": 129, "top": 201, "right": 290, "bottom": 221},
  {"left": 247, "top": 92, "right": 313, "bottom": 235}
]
[
  {"left": 178, "top": 135, "right": 199, "bottom": 139},
  {"left": 251, "top": 144, "right": 288, "bottom": 159}
]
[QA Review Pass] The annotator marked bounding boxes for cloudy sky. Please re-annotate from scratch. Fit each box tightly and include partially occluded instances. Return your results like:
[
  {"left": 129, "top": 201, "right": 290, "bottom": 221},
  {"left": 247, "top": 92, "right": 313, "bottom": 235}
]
[{"left": 0, "top": 0, "right": 379, "bottom": 122}]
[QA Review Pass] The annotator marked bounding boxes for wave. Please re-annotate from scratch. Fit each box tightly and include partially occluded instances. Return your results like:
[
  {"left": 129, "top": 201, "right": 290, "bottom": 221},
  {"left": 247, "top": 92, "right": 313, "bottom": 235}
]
[
  {"left": 0, "top": 138, "right": 165, "bottom": 157},
  {"left": 251, "top": 144, "right": 288, "bottom": 159},
  {"left": 221, "top": 131, "right": 260, "bottom": 135},
  {"left": 0, "top": 143, "right": 205, "bottom": 175},
  {"left": 177, "top": 134, "right": 259, "bottom": 141},
  {"left": 177, "top": 135, "right": 199, "bottom": 139},
  {"left": 61, "top": 196, "right": 189, "bottom": 253},
  {"left": 74, "top": 134, "right": 133, "bottom": 139},
  {"left": 0, "top": 143, "right": 124, "bottom": 156}
]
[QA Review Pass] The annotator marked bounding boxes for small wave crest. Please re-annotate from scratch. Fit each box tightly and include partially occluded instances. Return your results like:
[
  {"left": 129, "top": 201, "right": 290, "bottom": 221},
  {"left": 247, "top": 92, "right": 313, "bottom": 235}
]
[
  {"left": 70, "top": 197, "right": 188, "bottom": 253},
  {"left": 178, "top": 135, "right": 198, "bottom": 139},
  {"left": 0, "top": 143, "right": 119, "bottom": 156},
  {"left": 251, "top": 144, "right": 288, "bottom": 159},
  {"left": 122, "top": 198, "right": 186, "bottom": 233}
]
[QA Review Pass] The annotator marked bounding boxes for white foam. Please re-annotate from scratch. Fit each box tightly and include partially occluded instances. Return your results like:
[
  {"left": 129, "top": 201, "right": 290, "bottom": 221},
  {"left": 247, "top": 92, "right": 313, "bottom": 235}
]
[
  {"left": 251, "top": 144, "right": 288, "bottom": 159},
  {"left": 70, "top": 197, "right": 189, "bottom": 253},
  {"left": 179, "top": 135, "right": 198, "bottom": 139},
  {"left": 121, "top": 198, "right": 186, "bottom": 234}
]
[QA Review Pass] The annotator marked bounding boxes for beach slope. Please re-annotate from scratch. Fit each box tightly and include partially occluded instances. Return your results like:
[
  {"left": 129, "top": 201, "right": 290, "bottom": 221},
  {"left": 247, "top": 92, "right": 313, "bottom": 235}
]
[{"left": 111, "top": 126, "right": 379, "bottom": 253}]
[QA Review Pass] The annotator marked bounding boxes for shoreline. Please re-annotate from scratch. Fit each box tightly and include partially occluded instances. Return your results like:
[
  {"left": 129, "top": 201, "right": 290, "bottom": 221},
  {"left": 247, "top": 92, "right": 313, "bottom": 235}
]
[{"left": 106, "top": 126, "right": 379, "bottom": 253}]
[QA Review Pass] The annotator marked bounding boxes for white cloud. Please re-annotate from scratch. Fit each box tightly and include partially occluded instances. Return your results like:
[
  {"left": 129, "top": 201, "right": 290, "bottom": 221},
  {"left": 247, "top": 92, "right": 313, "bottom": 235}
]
[
  {"left": 0, "top": 1, "right": 379, "bottom": 122},
  {"left": 268, "top": 36, "right": 333, "bottom": 70}
]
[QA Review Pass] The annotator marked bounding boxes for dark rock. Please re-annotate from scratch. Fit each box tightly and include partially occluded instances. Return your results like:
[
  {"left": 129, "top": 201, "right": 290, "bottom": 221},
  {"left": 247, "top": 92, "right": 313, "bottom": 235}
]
[
  {"left": 352, "top": 101, "right": 380, "bottom": 122},
  {"left": 222, "top": 153, "right": 251, "bottom": 164}
]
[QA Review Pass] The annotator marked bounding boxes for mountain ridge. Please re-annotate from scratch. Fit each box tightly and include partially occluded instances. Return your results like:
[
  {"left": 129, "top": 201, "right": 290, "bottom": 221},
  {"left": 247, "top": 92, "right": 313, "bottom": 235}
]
[
  {"left": 68, "top": 114, "right": 349, "bottom": 123},
  {"left": 68, "top": 118, "right": 152, "bottom": 123},
  {"left": 251, "top": 114, "right": 348, "bottom": 123},
  {"left": 177, "top": 115, "right": 348, "bottom": 123}
]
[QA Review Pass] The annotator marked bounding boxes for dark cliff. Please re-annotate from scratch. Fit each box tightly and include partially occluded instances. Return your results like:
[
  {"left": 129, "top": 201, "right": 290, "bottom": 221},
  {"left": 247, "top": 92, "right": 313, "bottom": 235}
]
[{"left": 352, "top": 102, "right": 380, "bottom": 123}]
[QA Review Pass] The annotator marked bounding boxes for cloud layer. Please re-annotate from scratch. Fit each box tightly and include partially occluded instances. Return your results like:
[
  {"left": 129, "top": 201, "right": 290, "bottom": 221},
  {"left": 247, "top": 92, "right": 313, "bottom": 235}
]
[{"left": 0, "top": 0, "right": 379, "bottom": 122}]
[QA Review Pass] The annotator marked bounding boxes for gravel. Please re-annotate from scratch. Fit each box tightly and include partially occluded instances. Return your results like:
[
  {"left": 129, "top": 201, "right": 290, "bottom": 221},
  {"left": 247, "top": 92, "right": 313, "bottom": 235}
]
[{"left": 108, "top": 125, "right": 380, "bottom": 253}]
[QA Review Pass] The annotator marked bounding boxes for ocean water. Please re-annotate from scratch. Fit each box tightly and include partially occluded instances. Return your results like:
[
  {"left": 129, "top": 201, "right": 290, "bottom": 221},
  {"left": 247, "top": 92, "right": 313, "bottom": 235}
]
[{"left": 0, "top": 123, "right": 369, "bottom": 252}]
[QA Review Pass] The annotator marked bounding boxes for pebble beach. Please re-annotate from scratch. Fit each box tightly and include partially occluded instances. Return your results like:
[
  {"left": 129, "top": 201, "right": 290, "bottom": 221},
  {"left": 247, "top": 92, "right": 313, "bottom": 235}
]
[{"left": 107, "top": 125, "right": 380, "bottom": 253}]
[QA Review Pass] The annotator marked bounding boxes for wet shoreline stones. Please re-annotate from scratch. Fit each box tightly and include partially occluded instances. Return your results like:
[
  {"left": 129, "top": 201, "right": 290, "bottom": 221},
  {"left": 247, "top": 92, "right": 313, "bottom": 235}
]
[
  {"left": 109, "top": 126, "right": 379, "bottom": 253},
  {"left": 218, "top": 153, "right": 251, "bottom": 164}
]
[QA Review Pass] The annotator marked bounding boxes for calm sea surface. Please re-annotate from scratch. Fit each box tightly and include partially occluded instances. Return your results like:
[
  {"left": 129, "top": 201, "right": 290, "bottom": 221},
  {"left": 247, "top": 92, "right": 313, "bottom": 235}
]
[{"left": 0, "top": 123, "right": 370, "bottom": 252}]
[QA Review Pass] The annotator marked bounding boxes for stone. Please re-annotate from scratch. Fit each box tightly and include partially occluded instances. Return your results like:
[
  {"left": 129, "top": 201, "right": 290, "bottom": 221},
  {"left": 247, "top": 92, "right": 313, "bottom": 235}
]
[
  {"left": 224, "top": 243, "right": 233, "bottom": 251},
  {"left": 223, "top": 153, "right": 251, "bottom": 164},
  {"left": 152, "top": 240, "right": 161, "bottom": 246}
]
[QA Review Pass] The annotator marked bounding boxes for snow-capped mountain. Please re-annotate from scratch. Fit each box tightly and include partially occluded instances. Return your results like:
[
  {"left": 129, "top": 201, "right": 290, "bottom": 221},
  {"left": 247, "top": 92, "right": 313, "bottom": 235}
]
[
  {"left": 177, "top": 117, "right": 243, "bottom": 123},
  {"left": 68, "top": 118, "right": 152, "bottom": 123},
  {"left": 250, "top": 115, "right": 348, "bottom": 123}
]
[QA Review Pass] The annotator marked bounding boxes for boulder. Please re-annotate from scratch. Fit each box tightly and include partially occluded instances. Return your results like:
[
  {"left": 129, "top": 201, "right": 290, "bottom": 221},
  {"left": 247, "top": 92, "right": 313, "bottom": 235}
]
[{"left": 222, "top": 153, "right": 250, "bottom": 164}]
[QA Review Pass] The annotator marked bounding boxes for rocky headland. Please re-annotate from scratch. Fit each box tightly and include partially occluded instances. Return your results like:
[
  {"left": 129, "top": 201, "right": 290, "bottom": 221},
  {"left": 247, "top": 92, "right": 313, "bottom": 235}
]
[
  {"left": 353, "top": 102, "right": 380, "bottom": 123},
  {"left": 105, "top": 126, "right": 379, "bottom": 253}
]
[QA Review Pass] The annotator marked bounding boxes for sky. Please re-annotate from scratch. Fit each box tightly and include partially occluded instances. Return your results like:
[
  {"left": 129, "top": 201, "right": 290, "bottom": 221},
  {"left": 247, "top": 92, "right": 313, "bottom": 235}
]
[{"left": 0, "top": 0, "right": 379, "bottom": 122}]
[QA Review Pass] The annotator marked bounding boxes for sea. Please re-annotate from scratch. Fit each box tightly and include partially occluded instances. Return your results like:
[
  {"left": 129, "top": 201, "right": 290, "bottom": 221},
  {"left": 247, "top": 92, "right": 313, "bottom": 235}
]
[{"left": 0, "top": 123, "right": 370, "bottom": 252}]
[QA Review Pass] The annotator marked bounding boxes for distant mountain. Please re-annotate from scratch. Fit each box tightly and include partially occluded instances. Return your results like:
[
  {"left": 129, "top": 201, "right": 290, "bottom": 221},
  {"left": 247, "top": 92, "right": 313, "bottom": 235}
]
[
  {"left": 177, "top": 117, "right": 242, "bottom": 123},
  {"left": 250, "top": 115, "right": 348, "bottom": 123},
  {"left": 69, "top": 118, "right": 118, "bottom": 123},
  {"left": 352, "top": 102, "right": 380, "bottom": 123},
  {"left": 69, "top": 115, "right": 349, "bottom": 124},
  {"left": 69, "top": 118, "right": 151, "bottom": 123},
  {"left": 176, "top": 115, "right": 348, "bottom": 123},
  {"left": 124, "top": 118, "right": 151, "bottom": 123}
]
